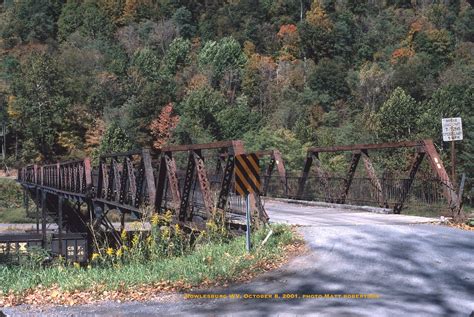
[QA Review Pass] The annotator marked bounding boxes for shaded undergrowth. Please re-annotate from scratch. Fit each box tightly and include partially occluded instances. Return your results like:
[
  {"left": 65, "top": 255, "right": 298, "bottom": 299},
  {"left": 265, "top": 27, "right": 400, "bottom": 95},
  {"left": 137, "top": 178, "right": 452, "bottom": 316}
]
[{"left": 0, "top": 211, "right": 297, "bottom": 295}]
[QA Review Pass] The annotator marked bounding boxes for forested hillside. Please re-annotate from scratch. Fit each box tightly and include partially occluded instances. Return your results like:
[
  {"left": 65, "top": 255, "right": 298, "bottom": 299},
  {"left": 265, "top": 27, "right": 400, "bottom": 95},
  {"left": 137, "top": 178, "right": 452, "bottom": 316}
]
[{"left": 0, "top": 0, "right": 472, "bottom": 179}]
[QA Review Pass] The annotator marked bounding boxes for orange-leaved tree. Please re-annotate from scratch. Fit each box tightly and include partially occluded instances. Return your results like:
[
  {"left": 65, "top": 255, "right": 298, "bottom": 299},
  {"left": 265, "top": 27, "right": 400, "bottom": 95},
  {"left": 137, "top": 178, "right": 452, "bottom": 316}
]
[{"left": 149, "top": 103, "right": 180, "bottom": 150}]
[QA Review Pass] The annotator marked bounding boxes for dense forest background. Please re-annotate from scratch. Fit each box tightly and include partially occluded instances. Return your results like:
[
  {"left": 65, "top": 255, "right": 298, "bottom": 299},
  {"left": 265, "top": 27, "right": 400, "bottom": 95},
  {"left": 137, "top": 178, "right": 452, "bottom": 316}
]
[{"left": 0, "top": 0, "right": 472, "bottom": 184}]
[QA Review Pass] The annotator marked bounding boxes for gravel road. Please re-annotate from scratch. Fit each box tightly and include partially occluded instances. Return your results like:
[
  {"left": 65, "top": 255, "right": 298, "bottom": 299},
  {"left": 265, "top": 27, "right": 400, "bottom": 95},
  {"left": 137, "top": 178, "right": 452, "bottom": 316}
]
[{"left": 3, "top": 201, "right": 473, "bottom": 316}]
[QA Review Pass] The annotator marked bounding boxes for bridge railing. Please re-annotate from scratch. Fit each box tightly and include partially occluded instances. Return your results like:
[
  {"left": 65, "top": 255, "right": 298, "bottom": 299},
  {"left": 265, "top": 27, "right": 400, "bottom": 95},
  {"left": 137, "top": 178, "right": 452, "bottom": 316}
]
[
  {"left": 263, "top": 174, "right": 450, "bottom": 214},
  {"left": 18, "top": 159, "right": 92, "bottom": 195},
  {"left": 18, "top": 164, "right": 39, "bottom": 185}
]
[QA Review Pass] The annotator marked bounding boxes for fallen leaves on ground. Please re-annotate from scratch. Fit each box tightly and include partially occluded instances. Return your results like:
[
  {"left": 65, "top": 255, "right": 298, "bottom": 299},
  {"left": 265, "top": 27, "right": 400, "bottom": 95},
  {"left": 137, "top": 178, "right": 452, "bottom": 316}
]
[
  {"left": 0, "top": 231, "right": 306, "bottom": 308},
  {"left": 445, "top": 221, "right": 474, "bottom": 231},
  {"left": 0, "top": 280, "right": 192, "bottom": 308}
]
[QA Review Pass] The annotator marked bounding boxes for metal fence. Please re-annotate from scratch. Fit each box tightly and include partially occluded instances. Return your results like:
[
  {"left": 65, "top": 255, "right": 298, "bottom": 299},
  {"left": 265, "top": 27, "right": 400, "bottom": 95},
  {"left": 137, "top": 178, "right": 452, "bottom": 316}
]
[{"left": 263, "top": 174, "right": 451, "bottom": 215}]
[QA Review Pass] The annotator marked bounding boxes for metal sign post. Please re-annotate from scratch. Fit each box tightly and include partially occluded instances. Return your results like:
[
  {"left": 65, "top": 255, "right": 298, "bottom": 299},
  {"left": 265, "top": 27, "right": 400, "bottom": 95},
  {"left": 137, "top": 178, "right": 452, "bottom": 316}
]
[
  {"left": 442, "top": 117, "right": 463, "bottom": 186},
  {"left": 245, "top": 194, "right": 251, "bottom": 252}
]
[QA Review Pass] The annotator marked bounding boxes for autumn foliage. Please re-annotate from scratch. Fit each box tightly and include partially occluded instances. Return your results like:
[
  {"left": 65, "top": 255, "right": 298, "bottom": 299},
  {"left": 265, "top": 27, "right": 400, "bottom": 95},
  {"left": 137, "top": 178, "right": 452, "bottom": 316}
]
[{"left": 149, "top": 103, "right": 180, "bottom": 149}]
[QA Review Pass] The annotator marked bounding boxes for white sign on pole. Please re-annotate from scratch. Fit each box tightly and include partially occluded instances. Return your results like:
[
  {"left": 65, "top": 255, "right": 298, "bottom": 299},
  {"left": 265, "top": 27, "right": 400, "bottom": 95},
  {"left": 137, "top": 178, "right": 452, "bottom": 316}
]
[{"left": 442, "top": 117, "right": 463, "bottom": 142}]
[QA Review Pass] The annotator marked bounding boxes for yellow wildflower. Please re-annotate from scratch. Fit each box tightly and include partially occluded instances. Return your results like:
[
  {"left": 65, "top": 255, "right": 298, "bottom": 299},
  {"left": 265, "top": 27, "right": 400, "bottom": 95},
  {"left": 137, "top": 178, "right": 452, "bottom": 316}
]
[
  {"left": 120, "top": 229, "right": 127, "bottom": 241},
  {"left": 132, "top": 233, "right": 140, "bottom": 248},
  {"left": 116, "top": 248, "right": 123, "bottom": 257},
  {"left": 164, "top": 210, "right": 173, "bottom": 223},
  {"left": 106, "top": 247, "right": 114, "bottom": 256},
  {"left": 91, "top": 253, "right": 100, "bottom": 261},
  {"left": 151, "top": 213, "right": 159, "bottom": 226}
]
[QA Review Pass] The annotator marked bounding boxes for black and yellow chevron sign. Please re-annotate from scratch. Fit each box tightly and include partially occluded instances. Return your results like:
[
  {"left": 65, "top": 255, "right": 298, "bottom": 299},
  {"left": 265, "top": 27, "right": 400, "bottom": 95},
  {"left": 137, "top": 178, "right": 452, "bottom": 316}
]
[{"left": 235, "top": 154, "right": 260, "bottom": 196}]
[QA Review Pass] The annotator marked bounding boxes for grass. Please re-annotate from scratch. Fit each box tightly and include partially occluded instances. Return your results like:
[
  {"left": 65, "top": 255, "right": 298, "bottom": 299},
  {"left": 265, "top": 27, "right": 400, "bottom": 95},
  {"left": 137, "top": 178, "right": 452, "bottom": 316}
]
[
  {"left": 0, "top": 207, "right": 35, "bottom": 223},
  {"left": 0, "top": 177, "right": 36, "bottom": 223},
  {"left": 0, "top": 224, "right": 299, "bottom": 297}
]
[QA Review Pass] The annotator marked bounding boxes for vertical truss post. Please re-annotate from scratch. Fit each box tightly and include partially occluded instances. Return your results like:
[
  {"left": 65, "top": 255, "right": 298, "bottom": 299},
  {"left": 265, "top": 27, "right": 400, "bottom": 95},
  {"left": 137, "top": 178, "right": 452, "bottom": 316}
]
[
  {"left": 164, "top": 152, "right": 181, "bottom": 209},
  {"left": 142, "top": 149, "right": 156, "bottom": 207},
  {"left": 194, "top": 150, "right": 214, "bottom": 217},
  {"left": 339, "top": 151, "right": 361, "bottom": 204},
  {"left": 155, "top": 155, "right": 167, "bottom": 213},
  {"left": 96, "top": 159, "right": 104, "bottom": 199},
  {"left": 106, "top": 160, "right": 115, "bottom": 201},
  {"left": 84, "top": 157, "right": 92, "bottom": 194},
  {"left": 216, "top": 141, "right": 245, "bottom": 211},
  {"left": 261, "top": 156, "right": 275, "bottom": 197},
  {"left": 58, "top": 195, "right": 63, "bottom": 255},
  {"left": 112, "top": 160, "right": 121, "bottom": 202},
  {"left": 119, "top": 157, "right": 129, "bottom": 205},
  {"left": 41, "top": 190, "right": 46, "bottom": 248},
  {"left": 361, "top": 150, "right": 387, "bottom": 208},
  {"left": 393, "top": 149, "right": 425, "bottom": 214},
  {"left": 215, "top": 153, "right": 226, "bottom": 175},
  {"left": 252, "top": 193, "right": 269, "bottom": 223},
  {"left": 35, "top": 187, "right": 40, "bottom": 233},
  {"left": 56, "top": 163, "right": 60, "bottom": 189},
  {"left": 216, "top": 154, "right": 235, "bottom": 211},
  {"left": 23, "top": 188, "right": 29, "bottom": 217},
  {"left": 179, "top": 152, "right": 196, "bottom": 221},
  {"left": 313, "top": 154, "right": 331, "bottom": 202},
  {"left": 296, "top": 155, "right": 313, "bottom": 199}
]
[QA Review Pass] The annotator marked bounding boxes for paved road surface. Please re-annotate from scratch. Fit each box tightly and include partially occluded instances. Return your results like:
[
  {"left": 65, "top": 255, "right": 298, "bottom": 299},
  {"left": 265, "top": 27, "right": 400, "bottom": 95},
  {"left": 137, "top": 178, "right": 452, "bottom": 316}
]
[{"left": 3, "top": 201, "right": 473, "bottom": 316}]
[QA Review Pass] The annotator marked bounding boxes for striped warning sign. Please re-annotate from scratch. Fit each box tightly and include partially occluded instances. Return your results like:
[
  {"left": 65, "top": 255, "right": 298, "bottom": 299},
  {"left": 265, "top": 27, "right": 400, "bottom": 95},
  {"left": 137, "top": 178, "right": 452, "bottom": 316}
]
[{"left": 235, "top": 154, "right": 260, "bottom": 196}]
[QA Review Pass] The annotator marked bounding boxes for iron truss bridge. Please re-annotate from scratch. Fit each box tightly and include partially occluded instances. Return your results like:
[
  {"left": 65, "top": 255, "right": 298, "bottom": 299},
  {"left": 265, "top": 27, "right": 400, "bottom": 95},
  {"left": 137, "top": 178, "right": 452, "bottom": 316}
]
[{"left": 4, "top": 139, "right": 463, "bottom": 263}]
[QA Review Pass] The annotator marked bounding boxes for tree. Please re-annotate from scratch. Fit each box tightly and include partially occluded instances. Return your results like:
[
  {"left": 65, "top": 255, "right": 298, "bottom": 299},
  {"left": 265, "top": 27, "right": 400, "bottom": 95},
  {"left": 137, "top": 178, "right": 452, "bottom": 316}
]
[
  {"left": 242, "top": 53, "right": 277, "bottom": 115},
  {"left": 376, "top": 87, "right": 421, "bottom": 142},
  {"left": 198, "top": 37, "right": 246, "bottom": 87},
  {"left": 243, "top": 127, "right": 308, "bottom": 171},
  {"left": 149, "top": 103, "right": 179, "bottom": 149},
  {"left": 0, "top": 0, "right": 61, "bottom": 46},
  {"left": 177, "top": 86, "right": 226, "bottom": 140},
  {"left": 308, "top": 58, "right": 350, "bottom": 107},
  {"left": 98, "top": 122, "right": 133, "bottom": 155},
  {"left": 298, "top": 0, "right": 334, "bottom": 61},
  {"left": 173, "top": 7, "right": 196, "bottom": 39},
  {"left": 57, "top": 1, "right": 82, "bottom": 41},
  {"left": 81, "top": 2, "right": 114, "bottom": 39},
  {"left": 162, "top": 37, "right": 191, "bottom": 75},
  {"left": 131, "top": 48, "right": 161, "bottom": 81},
  {"left": 277, "top": 24, "right": 300, "bottom": 61},
  {"left": 454, "top": 7, "right": 474, "bottom": 42},
  {"left": 57, "top": 1, "right": 114, "bottom": 41},
  {"left": 10, "top": 53, "right": 70, "bottom": 161}
]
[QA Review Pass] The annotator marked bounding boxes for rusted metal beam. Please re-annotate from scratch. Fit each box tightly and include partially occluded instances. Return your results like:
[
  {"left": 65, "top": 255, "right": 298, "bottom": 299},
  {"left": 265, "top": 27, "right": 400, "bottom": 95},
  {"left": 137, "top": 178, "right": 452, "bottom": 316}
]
[
  {"left": 154, "top": 156, "right": 167, "bottom": 212},
  {"left": 164, "top": 152, "right": 181, "bottom": 209},
  {"left": 308, "top": 140, "right": 424, "bottom": 153},
  {"left": 393, "top": 151, "right": 425, "bottom": 213},
  {"left": 361, "top": 150, "right": 387, "bottom": 208},
  {"left": 423, "top": 139, "right": 459, "bottom": 213},
  {"left": 261, "top": 156, "right": 275, "bottom": 196},
  {"left": 216, "top": 154, "right": 235, "bottom": 211},
  {"left": 313, "top": 156, "right": 332, "bottom": 203},
  {"left": 179, "top": 152, "right": 195, "bottom": 221},
  {"left": 141, "top": 149, "right": 156, "bottom": 206},
  {"left": 339, "top": 151, "right": 361, "bottom": 204},
  {"left": 296, "top": 155, "right": 313, "bottom": 199},
  {"left": 193, "top": 150, "right": 213, "bottom": 216},
  {"left": 159, "top": 140, "right": 237, "bottom": 152}
]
